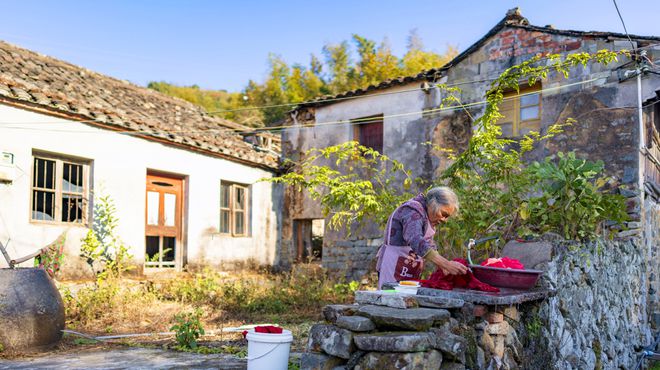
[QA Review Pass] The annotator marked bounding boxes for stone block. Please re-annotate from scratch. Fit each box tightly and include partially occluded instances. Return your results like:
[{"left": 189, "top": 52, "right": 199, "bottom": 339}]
[
  {"left": 486, "top": 321, "right": 510, "bottom": 336},
  {"left": 494, "top": 335, "right": 505, "bottom": 358},
  {"left": 473, "top": 305, "right": 488, "bottom": 317},
  {"left": 480, "top": 332, "right": 495, "bottom": 353},
  {"left": 502, "top": 306, "right": 520, "bottom": 322},
  {"left": 441, "top": 362, "right": 467, "bottom": 370},
  {"left": 416, "top": 287, "right": 551, "bottom": 306},
  {"left": 429, "top": 327, "right": 467, "bottom": 363},
  {"left": 354, "top": 332, "right": 433, "bottom": 352},
  {"left": 345, "top": 350, "right": 367, "bottom": 370},
  {"left": 308, "top": 324, "right": 356, "bottom": 359},
  {"left": 322, "top": 304, "right": 358, "bottom": 323},
  {"left": 336, "top": 316, "right": 375, "bottom": 332},
  {"left": 300, "top": 352, "right": 346, "bottom": 370},
  {"left": 416, "top": 295, "right": 465, "bottom": 309},
  {"left": 354, "top": 349, "right": 443, "bottom": 370},
  {"left": 617, "top": 229, "right": 640, "bottom": 238},
  {"left": 354, "top": 290, "right": 418, "bottom": 309},
  {"left": 501, "top": 240, "right": 553, "bottom": 270},
  {"left": 356, "top": 305, "right": 450, "bottom": 331},
  {"left": 485, "top": 312, "right": 504, "bottom": 324}
]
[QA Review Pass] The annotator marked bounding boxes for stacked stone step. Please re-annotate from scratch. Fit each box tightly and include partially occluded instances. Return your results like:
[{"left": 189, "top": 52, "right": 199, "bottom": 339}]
[{"left": 301, "top": 303, "right": 468, "bottom": 370}]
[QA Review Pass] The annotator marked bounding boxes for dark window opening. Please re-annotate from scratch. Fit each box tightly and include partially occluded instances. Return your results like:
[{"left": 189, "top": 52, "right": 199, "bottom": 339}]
[
  {"left": 352, "top": 114, "right": 384, "bottom": 153},
  {"left": 294, "top": 219, "right": 324, "bottom": 262}
]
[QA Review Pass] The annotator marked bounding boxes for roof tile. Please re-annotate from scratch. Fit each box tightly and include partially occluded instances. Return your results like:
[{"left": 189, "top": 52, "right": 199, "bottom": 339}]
[{"left": 0, "top": 40, "right": 278, "bottom": 169}]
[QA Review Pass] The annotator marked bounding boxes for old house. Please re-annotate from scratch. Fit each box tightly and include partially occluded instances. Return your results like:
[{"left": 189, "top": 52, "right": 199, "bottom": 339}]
[
  {"left": 282, "top": 8, "right": 660, "bottom": 320},
  {"left": 0, "top": 40, "right": 282, "bottom": 278}
]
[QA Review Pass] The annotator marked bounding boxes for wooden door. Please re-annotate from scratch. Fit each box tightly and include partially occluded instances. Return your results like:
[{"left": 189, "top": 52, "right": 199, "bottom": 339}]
[{"left": 145, "top": 173, "right": 183, "bottom": 269}]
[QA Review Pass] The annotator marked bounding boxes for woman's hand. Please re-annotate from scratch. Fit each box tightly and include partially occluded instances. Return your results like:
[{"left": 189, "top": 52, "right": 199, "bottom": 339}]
[
  {"left": 440, "top": 260, "right": 469, "bottom": 275},
  {"left": 425, "top": 250, "right": 468, "bottom": 275}
]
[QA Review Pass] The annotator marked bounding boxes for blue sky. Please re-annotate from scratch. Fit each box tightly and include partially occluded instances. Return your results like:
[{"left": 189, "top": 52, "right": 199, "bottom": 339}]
[{"left": 2, "top": 0, "right": 658, "bottom": 92}]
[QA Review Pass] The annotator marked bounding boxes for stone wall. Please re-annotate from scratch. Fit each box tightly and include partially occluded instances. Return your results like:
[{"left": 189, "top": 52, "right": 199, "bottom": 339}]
[
  {"left": 643, "top": 195, "right": 660, "bottom": 328},
  {"left": 537, "top": 236, "right": 653, "bottom": 369}
]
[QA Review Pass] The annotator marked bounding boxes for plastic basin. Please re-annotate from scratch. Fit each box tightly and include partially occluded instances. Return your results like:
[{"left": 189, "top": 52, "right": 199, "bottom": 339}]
[{"left": 469, "top": 265, "right": 543, "bottom": 290}]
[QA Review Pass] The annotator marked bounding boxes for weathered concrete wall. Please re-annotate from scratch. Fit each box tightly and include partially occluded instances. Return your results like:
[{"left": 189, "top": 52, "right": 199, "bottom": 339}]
[
  {"left": 538, "top": 237, "right": 652, "bottom": 369},
  {"left": 0, "top": 104, "right": 281, "bottom": 278}
]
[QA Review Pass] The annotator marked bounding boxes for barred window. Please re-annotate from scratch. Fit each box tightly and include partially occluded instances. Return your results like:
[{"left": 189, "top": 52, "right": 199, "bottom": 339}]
[
  {"left": 220, "top": 181, "right": 250, "bottom": 236},
  {"left": 31, "top": 154, "right": 90, "bottom": 224}
]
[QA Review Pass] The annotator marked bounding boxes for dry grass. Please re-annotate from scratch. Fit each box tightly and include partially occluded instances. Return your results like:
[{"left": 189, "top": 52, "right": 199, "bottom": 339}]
[{"left": 53, "top": 264, "right": 359, "bottom": 353}]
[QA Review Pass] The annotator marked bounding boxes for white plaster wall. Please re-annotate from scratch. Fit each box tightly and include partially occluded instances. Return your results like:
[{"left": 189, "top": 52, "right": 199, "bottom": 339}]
[{"left": 0, "top": 104, "right": 279, "bottom": 274}]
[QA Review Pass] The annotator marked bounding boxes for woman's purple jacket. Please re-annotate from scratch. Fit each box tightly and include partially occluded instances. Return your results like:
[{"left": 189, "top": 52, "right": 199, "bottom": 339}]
[{"left": 386, "top": 193, "right": 437, "bottom": 257}]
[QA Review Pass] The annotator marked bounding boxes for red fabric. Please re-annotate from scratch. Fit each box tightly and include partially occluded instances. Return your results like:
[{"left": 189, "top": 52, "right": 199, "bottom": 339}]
[
  {"left": 419, "top": 258, "right": 500, "bottom": 292},
  {"left": 481, "top": 257, "right": 524, "bottom": 270},
  {"left": 254, "top": 325, "right": 283, "bottom": 334}
]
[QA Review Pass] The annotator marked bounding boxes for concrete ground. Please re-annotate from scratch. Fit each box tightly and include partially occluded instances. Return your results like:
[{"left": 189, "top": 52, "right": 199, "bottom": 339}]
[{"left": 0, "top": 347, "right": 248, "bottom": 369}]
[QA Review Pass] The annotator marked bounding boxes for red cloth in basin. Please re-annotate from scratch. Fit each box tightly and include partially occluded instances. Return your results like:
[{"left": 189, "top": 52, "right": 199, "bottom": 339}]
[{"left": 419, "top": 258, "right": 500, "bottom": 292}]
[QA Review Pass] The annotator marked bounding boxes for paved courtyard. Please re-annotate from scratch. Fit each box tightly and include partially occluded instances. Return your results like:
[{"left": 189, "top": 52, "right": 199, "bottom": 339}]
[{"left": 0, "top": 347, "right": 248, "bottom": 370}]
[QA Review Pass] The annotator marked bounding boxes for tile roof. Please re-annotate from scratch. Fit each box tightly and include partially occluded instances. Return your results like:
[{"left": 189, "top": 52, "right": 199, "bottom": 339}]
[
  {"left": 0, "top": 40, "right": 279, "bottom": 170},
  {"left": 296, "top": 8, "right": 660, "bottom": 110}
]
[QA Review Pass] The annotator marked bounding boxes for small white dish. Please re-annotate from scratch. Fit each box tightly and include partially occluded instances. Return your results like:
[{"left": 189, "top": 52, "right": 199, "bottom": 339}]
[{"left": 394, "top": 284, "right": 419, "bottom": 295}]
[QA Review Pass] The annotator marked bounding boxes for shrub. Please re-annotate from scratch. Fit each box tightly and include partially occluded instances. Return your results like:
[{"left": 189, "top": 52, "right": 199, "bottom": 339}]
[
  {"left": 521, "top": 151, "right": 628, "bottom": 239},
  {"left": 170, "top": 309, "right": 205, "bottom": 350}
]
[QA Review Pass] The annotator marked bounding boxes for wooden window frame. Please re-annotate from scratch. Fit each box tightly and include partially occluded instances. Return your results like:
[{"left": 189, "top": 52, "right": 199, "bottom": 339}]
[
  {"left": 352, "top": 114, "right": 384, "bottom": 153},
  {"left": 219, "top": 181, "right": 250, "bottom": 237},
  {"left": 30, "top": 153, "right": 90, "bottom": 226},
  {"left": 496, "top": 84, "right": 542, "bottom": 137}
]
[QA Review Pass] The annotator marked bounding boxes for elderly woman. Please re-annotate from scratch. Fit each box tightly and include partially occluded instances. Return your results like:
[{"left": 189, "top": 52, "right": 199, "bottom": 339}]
[{"left": 376, "top": 186, "right": 467, "bottom": 289}]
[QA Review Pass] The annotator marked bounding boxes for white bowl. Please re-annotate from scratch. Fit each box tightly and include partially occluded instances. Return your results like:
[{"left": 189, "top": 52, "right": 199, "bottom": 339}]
[{"left": 394, "top": 284, "right": 419, "bottom": 294}]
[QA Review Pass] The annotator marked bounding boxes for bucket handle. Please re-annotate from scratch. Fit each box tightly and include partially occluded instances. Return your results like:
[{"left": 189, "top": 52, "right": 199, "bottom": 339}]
[{"left": 246, "top": 342, "right": 287, "bottom": 361}]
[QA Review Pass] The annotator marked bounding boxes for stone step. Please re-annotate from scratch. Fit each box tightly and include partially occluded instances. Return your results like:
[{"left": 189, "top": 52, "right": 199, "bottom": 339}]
[
  {"left": 354, "top": 349, "right": 443, "bottom": 370},
  {"left": 356, "top": 305, "right": 450, "bottom": 331},
  {"left": 336, "top": 316, "right": 376, "bottom": 332},
  {"left": 307, "top": 324, "right": 355, "bottom": 359},
  {"left": 354, "top": 290, "right": 419, "bottom": 309},
  {"left": 354, "top": 290, "right": 465, "bottom": 309},
  {"left": 354, "top": 332, "right": 433, "bottom": 352}
]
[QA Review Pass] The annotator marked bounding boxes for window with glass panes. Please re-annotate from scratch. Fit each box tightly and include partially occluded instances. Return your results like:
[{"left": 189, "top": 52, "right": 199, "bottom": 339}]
[
  {"left": 220, "top": 182, "right": 249, "bottom": 236},
  {"left": 496, "top": 84, "right": 542, "bottom": 137},
  {"left": 31, "top": 154, "right": 89, "bottom": 224}
]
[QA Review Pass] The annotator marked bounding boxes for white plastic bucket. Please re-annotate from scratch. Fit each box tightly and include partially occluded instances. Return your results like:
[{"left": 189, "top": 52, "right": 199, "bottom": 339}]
[{"left": 246, "top": 329, "right": 293, "bottom": 370}]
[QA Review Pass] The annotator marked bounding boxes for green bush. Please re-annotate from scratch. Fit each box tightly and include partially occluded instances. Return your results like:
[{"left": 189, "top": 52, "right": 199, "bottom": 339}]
[
  {"left": 170, "top": 309, "right": 205, "bottom": 350},
  {"left": 521, "top": 151, "right": 628, "bottom": 240}
]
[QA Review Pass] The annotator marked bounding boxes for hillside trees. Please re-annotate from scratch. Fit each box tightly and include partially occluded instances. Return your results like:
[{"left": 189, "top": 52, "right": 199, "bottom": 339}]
[{"left": 149, "top": 31, "right": 457, "bottom": 127}]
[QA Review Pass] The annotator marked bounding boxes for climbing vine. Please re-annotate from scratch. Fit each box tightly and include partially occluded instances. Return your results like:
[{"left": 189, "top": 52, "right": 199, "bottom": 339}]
[{"left": 272, "top": 50, "right": 630, "bottom": 252}]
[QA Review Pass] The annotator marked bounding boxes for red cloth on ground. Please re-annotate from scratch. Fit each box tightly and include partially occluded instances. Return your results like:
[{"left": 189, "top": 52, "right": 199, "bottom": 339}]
[
  {"left": 419, "top": 258, "right": 500, "bottom": 292},
  {"left": 481, "top": 257, "right": 524, "bottom": 269},
  {"left": 254, "top": 325, "right": 283, "bottom": 334}
]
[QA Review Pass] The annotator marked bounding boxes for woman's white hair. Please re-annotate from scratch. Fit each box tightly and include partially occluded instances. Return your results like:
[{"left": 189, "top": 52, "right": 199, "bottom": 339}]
[{"left": 425, "top": 186, "right": 459, "bottom": 213}]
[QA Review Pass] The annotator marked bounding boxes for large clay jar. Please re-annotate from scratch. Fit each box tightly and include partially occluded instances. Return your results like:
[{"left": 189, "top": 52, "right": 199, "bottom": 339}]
[{"left": 0, "top": 268, "right": 65, "bottom": 351}]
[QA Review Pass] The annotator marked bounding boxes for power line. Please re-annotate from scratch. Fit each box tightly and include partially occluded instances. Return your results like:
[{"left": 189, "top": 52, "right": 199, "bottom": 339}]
[
  {"left": 612, "top": 0, "right": 637, "bottom": 52},
  {"left": 2, "top": 43, "right": 658, "bottom": 132},
  {"left": 206, "top": 42, "right": 660, "bottom": 115},
  {"left": 0, "top": 77, "right": 611, "bottom": 136}
]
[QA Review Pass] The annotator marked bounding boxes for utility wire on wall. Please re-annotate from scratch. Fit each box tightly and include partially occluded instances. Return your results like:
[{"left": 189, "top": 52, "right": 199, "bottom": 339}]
[
  {"left": 0, "top": 78, "right": 603, "bottom": 135},
  {"left": 3, "top": 81, "right": 660, "bottom": 138}
]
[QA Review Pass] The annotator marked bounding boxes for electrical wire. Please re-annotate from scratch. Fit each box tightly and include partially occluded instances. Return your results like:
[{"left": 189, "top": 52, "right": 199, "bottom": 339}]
[
  {"left": 612, "top": 0, "right": 637, "bottom": 52},
  {"left": 6, "top": 79, "right": 659, "bottom": 138},
  {"left": 0, "top": 78, "right": 601, "bottom": 136},
  {"left": 1, "top": 45, "right": 658, "bottom": 138}
]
